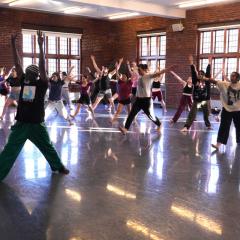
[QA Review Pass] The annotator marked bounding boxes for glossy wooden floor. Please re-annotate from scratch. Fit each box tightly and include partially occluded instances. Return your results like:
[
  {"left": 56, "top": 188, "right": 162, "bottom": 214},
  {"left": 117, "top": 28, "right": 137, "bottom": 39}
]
[{"left": 0, "top": 100, "right": 239, "bottom": 240}]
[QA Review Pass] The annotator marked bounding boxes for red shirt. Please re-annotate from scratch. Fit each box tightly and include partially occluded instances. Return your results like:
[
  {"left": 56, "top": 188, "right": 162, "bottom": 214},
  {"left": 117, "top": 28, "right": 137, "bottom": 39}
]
[{"left": 118, "top": 80, "right": 132, "bottom": 100}]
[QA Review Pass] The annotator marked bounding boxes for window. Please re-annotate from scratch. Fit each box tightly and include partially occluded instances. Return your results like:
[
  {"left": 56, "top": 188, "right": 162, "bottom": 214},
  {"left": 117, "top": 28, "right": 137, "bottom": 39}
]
[
  {"left": 138, "top": 33, "right": 166, "bottom": 75},
  {"left": 22, "top": 29, "right": 82, "bottom": 78},
  {"left": 199, "top": 26, "right": 240, "bottom": 79}
]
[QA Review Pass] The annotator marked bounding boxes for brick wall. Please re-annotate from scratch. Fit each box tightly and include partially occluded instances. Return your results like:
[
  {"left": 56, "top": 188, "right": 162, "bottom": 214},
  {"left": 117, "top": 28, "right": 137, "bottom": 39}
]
[
  {"left": 1, "top": 3, "right": 240, "bottom": 107},
  {"left": 0, "top": 8, "right": 116, "bottom": 75},
  {"left": 113, "top": 2, "right": 240, "bottom": 107}
]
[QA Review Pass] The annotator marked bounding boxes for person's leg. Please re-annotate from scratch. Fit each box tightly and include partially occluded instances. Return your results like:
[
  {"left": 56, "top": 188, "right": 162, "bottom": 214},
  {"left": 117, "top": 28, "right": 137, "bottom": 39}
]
[
  {"left": 182, "top": 101, "right": 198, "bottom": 131},
  {"left": 171, "top": 95, "right": 186, "bottom": 123},
  {"left": 28, "top": 123, "right": 69, "bottom": 173},
  {"left": 126, "top": 103, "right": 131, "bottom": 115},
  {"left": 111, "top": 103, "right": 123, "bottom": 123},
  {"left": 55, "top": 101, "right": 68, "bottom": 119},
  {"left": 120, "top": 99, "right": 141, "bottom": 134},
  {"left": 232, "top": 111, "right": 240, "bottom": 144},
  {"left": 141, "top": 98, "right": 161, "bottom": 128},
  {"left": 108, "top": 97, "right": 115, "bottom": 113},
  {"left": 62, "top": 88, "right": 71, "bottom": 107},
  {"left": 87, "top": 105, "right": 95, "bottom": 118},
  {"left": 212, "top": 108, "right": 232, "bottom": 150},
  {"left": 187, "top": 96, "right": 193, "bottom": 110},
  {"left": 112, "top": 93, "right": 119, "bottom": 101},
  {"left": 0, "top": 122, "right": 28, "bottom": 180},
  {"left": 44, "top": 101, "right": 55, "bottom": 120},
  {"left": 71, "top": 103, "right": 82, "bottom": 118},
  {"left": 0, "top": 98, "right": 13, "bottom": 119},
  {"left": 202, "top": 101, "right": 211, "bottom": 128},
  {"left": 92, "top": 96, "right": 103, "bottom": 110}
]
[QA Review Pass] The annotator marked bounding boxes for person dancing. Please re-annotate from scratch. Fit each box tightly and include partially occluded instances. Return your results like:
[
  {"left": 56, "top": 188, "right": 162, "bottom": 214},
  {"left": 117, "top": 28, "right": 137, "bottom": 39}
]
[
  {"left": 208, "top": 72, "right": 240, "bottom": 150},
  {"left": 119, "top": 64, "right": 173, "bottom": 135},
  {"left": 110, "top": 58, "right": 132, "bottom": 123},
  {"left": 169, "top": 71, "right": 193, "bottom": 124},
  {"left": 0, "top": 31, "right": 69, "bottom": 181},
  {"left": 181, "top": 55, "right": 212, "bottom": 132}
]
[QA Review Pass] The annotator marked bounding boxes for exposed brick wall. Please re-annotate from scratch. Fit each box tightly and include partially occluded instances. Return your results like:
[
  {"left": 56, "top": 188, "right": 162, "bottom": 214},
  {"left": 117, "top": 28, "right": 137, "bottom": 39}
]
[
  {"left": 113, "top": 2, "right": 240, "bottom": 107},
  {"left": 0, "top": 8, "right": 116, "bottom": 75},
  {"left": 1, "top": 3, "right": 240, "bottom": 107}
]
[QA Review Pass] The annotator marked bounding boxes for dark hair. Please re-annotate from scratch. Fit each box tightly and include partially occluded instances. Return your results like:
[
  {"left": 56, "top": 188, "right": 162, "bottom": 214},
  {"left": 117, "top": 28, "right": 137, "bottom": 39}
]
[
  {"left": 62, "top": 71, "right": 67, "bottom": 76},
  {"left": 52, "top": 72, "right": 61, "bottom": 80},
  {"left": 232, "top": 71, "right": 240, "bottom": 80},
  {"left": 138, "top": 64, "right": 148, "bottom": 71}
]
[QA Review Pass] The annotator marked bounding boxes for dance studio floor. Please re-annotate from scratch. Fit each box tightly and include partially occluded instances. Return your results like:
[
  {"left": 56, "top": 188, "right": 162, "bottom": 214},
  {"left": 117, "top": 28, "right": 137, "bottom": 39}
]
[{"left": 0, "top": 104, "right": 239, "bottom": 240}]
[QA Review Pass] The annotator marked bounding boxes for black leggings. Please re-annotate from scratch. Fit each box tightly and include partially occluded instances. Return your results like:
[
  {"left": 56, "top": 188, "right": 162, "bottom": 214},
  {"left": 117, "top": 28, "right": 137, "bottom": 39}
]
[
  {"left": 217, "top": 108, "right": 240, "bottom": 145},
  {"left": 125, "top": 97, "right": 161, "bottom": 130}
]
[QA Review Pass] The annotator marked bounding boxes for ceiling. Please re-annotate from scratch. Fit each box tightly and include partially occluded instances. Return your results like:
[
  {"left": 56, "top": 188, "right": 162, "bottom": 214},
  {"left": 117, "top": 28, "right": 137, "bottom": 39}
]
[{"left": 0, "top": 0, "right": 239, "bottom": 20}]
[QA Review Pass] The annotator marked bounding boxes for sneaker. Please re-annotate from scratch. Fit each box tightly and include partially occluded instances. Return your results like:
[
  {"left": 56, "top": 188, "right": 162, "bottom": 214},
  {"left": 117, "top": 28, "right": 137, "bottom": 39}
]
[
  {"left": 119, "top": 126, "right": 127, "bottom": 135},
  {"left": 58, "top": 166, "right": 70, "bottom": 175}
]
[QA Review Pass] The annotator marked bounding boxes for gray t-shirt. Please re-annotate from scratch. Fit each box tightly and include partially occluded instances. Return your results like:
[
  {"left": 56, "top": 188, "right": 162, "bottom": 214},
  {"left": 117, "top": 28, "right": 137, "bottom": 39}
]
[{"left": 136, "top": 74, "right": 153, "bottom": 98}]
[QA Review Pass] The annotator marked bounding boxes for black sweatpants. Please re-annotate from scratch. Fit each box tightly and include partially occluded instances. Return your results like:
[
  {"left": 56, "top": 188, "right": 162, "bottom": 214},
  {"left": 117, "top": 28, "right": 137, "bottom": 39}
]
[
  {"left": 217, "top": 108, "right": 240, "bottom": 145},
  {"left": 124, "top": 97, "right": 161, "bottom": 130}
]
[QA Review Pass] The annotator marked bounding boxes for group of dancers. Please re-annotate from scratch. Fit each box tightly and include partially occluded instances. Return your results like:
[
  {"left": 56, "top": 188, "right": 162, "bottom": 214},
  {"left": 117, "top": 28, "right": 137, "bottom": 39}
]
[{"left": 0, "top": 30, "right": 240, "bottom": 181}]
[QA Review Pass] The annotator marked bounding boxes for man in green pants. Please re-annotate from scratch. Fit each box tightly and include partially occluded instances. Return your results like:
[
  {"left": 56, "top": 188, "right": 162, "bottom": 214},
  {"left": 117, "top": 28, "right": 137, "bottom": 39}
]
[{"left": 0, "top": 30, "right": 69, "bottom": 181}]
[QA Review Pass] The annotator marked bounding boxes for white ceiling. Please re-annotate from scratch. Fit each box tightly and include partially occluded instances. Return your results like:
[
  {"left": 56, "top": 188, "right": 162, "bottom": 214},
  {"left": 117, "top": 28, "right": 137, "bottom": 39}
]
[{"left": 0, "top": 0, "right": 239, "bottom": 20}]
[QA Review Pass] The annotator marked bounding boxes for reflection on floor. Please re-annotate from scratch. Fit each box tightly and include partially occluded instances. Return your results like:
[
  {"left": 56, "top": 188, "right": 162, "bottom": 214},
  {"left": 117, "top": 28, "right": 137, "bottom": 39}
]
[{"left": 0, "top": 103, "right": 239, "bottom": 240}]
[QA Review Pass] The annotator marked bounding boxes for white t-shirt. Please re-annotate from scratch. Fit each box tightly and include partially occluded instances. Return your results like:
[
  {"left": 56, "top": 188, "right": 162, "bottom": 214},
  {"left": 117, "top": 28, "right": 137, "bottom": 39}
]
[
  {"left": 217, "top": 81, "right": 240, "bottom": 112},
  {"left": 136, "top": 74, "right": 153, "bottom": 98}
]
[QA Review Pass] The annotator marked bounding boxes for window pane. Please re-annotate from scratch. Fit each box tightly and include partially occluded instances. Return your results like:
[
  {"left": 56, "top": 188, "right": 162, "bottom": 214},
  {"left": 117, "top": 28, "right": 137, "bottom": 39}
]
[
  {"left": 48, "top": 36, "right": 56, "bottom": 54},
  {"left": 60, "top": 37, "right": 68, "bottom": 55},
  {"left": 140, "top": 60, "right": 147, "bottom": 64},
  {"left": 149, "top": 60, "right": 157, "bottom": 72},
  {"left": 70, "top": 60, "right": 79, "bottom": 79},
  {"left": 227, "top": 29, "right": 238, "bottom": 52},
  {"left": 141, "top": 38, "right": 148, "bottom": 57},
  {"left": 159, "top": 36, "right": 166, "bottom": 56},
  {"left": 213, "top": 58, "right": 223, "bottom": 80},
  {"left": 215, "top": 30, "right": 224, "bottom": 53},
  {"left": 159, "top": 60, "right": 166, "bottom": 83},
  {"left": 48, "top": 58, "right": 56, "bottom": 75},
  {"left": 23, "top": 57, "right": 33, "bottom": 71},
  {"left": 71, "top": 38, "right": 79, "bottom": 55},
  {"left": 23, "top": 34, "right": 32, "bottom": 53},
  {"left": 200, "top": 58, "right": 209, "bottom": 71},
  {"left": 202, "top": 32, "right": 211, "bottom": 54},
  {"left": 150, "top": 37, "right": 157, "bottom": 56},
  {"left": 226, "top": 58, "right": 237, "bottom": 78},
  {"left": 60, "top": 59, "right": 68, "bottom": 73}
]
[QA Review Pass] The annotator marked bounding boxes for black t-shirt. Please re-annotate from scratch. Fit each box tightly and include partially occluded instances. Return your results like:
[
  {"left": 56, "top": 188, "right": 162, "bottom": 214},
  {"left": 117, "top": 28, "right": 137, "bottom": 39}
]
[
  {"left": 183, "top": 84, "right": 193, "bottom": 95},
  {"left": 49, "top": 80, "right": 65, "bottom": 101},
  {"left": 99, "top": 75, "right": 110, "bottom": 91},
  {"left": 6, "top": 76, "right": 21, "bottom": 87},
  {"left": 152, "top": 81, "right": 161, "bottom": 89},
  {"left": 15, "top": 74, "right": 48, "bottom": 123}
]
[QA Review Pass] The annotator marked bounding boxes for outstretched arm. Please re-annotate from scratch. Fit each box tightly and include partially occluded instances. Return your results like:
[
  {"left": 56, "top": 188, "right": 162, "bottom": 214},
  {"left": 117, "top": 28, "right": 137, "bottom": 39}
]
[
  {"left": 205, "top": 56, "right": 212, "bottom": 78},
  {"left": 11, "top": 34, "right": 23, "bottom": 79},
  {"left": 149, "top": 65, "right": 175, "bottom": 79},
  {"left": 90, "top": 55, "right": 101, "bottom": 74},
  {"left": 170, "top": 71, "right": 185, "bottom": 85},
  {"left": 37, "top": 30, "right": 48, "bottom": 82}
]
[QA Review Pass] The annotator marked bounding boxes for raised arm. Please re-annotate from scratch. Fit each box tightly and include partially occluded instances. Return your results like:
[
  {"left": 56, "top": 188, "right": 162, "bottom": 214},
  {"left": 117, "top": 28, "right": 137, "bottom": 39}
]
[
  {"left": 37, "top": 30, "right": 47, "bottom": 82},
  {"left": 11, "top": 34, "right": 23, "bottom": 79},
  {"left": 126, "top": 60, "right": 133, "bottom": 75},
  {"left": 170, "top": 71, "right": 185, "bottom": 85},
  {"left": 213, "top": 69, "right": 222, "bottom": 80},
  {"left": 205, "top": 56, "right": 212, "bottom": 78},
  {"left": 149, "top": 65, "right": 175, "bottom": 79},
  {"left": 189, "top": 55, "right": 198, "bottom": 85},
  {"left": 90, "top": 55, "right": 101, "bottom": 74}
]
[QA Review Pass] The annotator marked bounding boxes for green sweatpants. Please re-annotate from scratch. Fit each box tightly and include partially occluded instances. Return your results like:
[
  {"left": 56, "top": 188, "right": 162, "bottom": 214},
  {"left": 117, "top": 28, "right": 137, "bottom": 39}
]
[{"left": 0, "top": 121, "right": 64, "bottom": 181}]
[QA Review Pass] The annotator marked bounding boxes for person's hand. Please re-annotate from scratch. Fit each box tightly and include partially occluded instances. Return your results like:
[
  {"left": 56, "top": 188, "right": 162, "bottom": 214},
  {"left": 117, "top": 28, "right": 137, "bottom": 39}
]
[
  {"left": 37, "top": 30, "right": 44, "bottom": 46},
  {"left": 189, "top": 55, "right": 194, "bottom": 64},
  {"left": 208, "top": 56, "right": 212, "bottom": 64},
  {"left": 126, "top": 60, "right": 130, "bottom": 65},
  {"left": 90, "top": 55, "right": 95, "bottom": 60},
  {"left": 86, "top": 67, "right": 91, "bottom": 72},
  {"left": 119, "top": 57, "right": 124, "bottom": 63}
]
